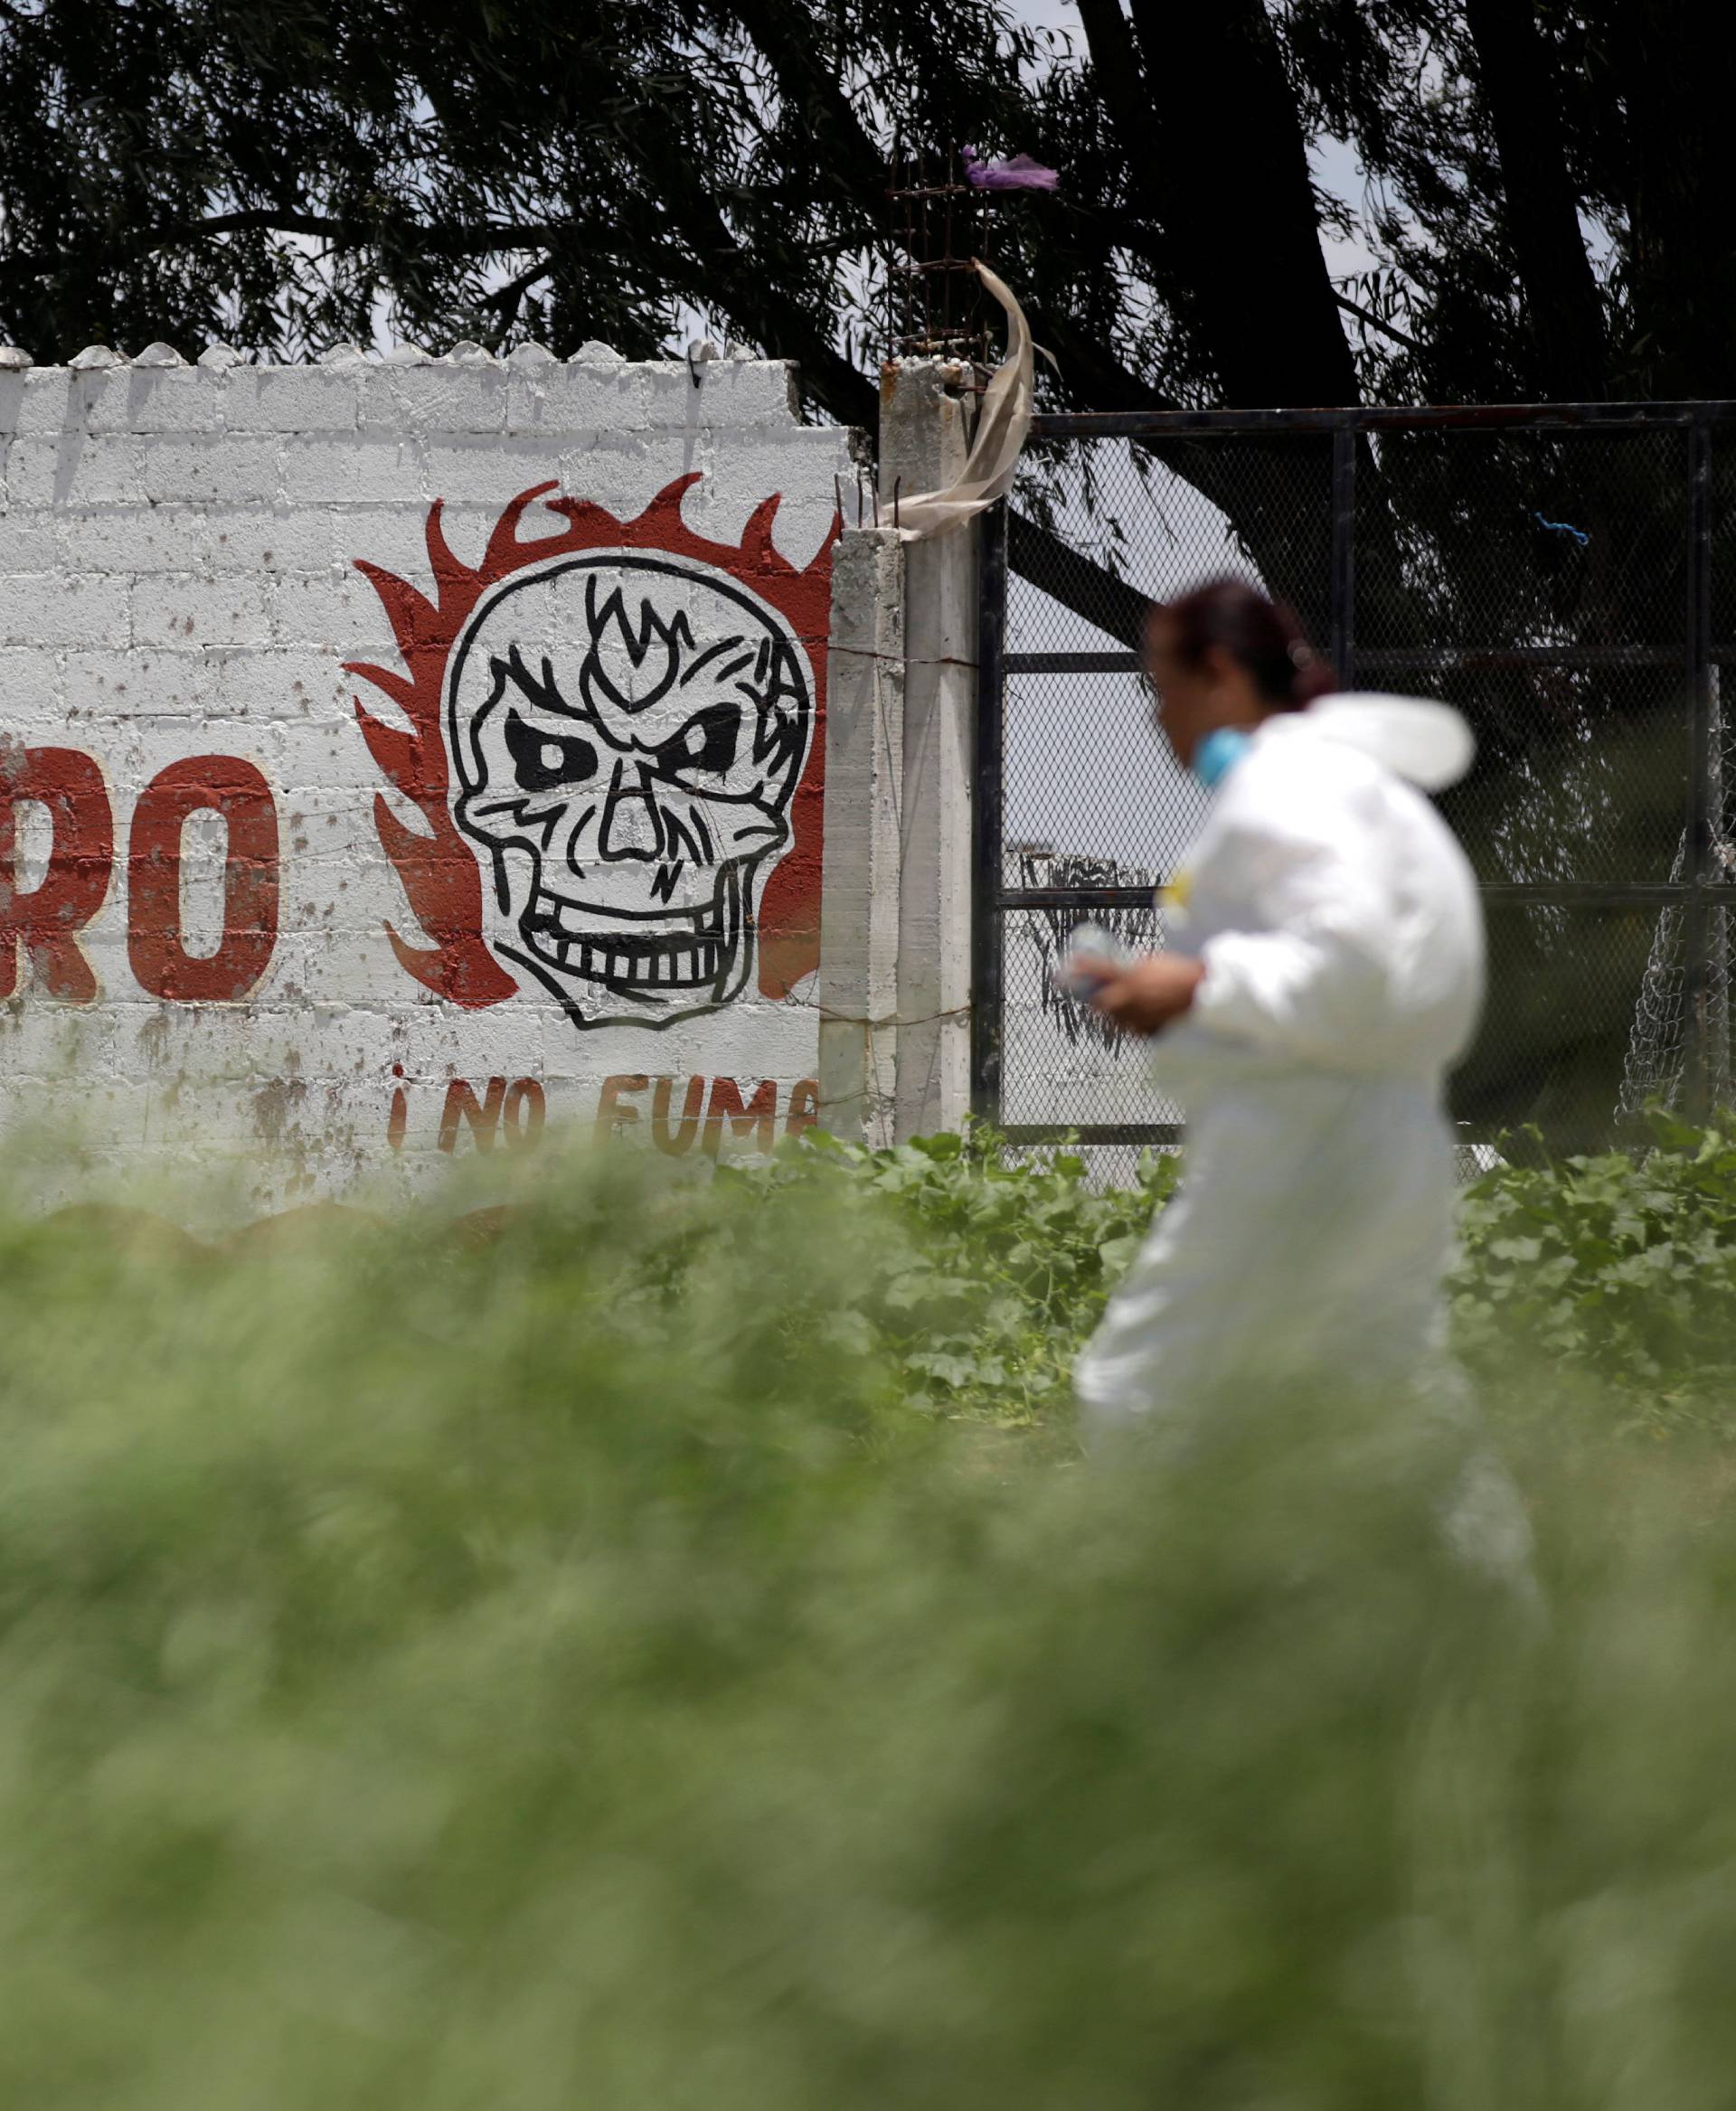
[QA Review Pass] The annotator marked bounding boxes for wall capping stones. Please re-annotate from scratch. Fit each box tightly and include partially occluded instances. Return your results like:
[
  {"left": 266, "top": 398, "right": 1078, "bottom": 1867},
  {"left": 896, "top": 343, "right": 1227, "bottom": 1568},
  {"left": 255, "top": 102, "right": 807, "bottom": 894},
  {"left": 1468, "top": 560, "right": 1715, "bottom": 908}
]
[{"left": 0, "top": 340, "right": 801, "bottom": 382}]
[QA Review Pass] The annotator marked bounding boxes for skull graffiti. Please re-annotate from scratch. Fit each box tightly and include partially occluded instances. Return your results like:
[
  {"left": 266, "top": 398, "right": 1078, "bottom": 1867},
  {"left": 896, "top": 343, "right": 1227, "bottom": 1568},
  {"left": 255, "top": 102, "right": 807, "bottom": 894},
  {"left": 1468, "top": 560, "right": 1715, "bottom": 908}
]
[{"left": 445, "top": 551, "right": 813, "bottom": 1030}]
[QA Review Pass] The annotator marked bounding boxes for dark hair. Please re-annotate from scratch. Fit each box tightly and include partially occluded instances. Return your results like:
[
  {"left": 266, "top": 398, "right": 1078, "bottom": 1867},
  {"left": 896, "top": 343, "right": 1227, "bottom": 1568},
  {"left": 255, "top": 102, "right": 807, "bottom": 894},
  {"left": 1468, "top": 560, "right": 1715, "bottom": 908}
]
[{"left": 1154, "top": 579, "right": 1336, "bottom": 709}]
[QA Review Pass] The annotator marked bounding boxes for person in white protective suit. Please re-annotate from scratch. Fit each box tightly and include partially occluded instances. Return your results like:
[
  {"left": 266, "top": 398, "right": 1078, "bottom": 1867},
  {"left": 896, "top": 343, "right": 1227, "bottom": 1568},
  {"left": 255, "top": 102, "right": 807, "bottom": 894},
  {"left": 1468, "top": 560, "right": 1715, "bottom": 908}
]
[{"left": 1069, "top": 581, "right": 1507, "bottom": 1513}]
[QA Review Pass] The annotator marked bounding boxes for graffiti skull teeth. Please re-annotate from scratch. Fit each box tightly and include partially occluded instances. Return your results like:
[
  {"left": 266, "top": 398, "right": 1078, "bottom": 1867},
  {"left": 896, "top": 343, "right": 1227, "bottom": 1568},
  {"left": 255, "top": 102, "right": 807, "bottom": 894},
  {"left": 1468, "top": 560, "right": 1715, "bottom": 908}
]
[
  {"left": 446, "top": 553, "right": 812, "bottom": 1031},
  {"left": 519, "top": 871, "right": 741, "bottom": 991}
]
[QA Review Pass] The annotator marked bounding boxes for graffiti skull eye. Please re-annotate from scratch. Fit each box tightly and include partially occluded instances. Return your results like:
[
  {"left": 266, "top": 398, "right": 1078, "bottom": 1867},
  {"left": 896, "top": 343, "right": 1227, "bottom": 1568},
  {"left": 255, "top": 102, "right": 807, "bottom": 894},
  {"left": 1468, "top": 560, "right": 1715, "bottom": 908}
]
[
  {"left": 664, "top": 704, "right": 740, "bottom": 777},
  {"left": 505, "top": 711, "right": 598, "bottom": 793}
]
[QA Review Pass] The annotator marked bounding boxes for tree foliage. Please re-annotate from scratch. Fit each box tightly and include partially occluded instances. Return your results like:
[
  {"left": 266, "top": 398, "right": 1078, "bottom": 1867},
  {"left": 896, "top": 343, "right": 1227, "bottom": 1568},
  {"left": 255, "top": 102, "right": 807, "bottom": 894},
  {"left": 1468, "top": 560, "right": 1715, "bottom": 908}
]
[
  {"left": 5, "top": 3, "right": 1731, "bottom": 411},
  {"left": 0, "top": 0, "right": 1023, "bottom": 408}
]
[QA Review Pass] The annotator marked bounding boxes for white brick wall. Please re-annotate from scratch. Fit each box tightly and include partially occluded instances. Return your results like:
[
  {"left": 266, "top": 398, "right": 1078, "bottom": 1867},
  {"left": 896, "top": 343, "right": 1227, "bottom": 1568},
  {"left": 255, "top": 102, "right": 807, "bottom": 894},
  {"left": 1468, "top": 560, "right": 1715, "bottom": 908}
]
[{"left": 0, "top": 344, "right": 853, "bottom": 1223}]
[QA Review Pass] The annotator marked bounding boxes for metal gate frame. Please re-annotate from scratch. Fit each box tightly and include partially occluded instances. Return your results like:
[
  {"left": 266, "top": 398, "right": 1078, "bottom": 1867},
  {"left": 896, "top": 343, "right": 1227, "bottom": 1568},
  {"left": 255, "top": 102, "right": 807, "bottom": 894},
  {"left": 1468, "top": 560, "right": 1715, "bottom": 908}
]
[{"left": 972, "top": 401, "right": 1736, "bottom": 1149}]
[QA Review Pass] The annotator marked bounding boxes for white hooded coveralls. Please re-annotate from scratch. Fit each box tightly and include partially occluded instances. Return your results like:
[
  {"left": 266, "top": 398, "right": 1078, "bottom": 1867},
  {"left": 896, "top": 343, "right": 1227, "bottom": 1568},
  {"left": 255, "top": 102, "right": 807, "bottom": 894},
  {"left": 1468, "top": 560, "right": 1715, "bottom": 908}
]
[{"left": 1073, "top": 703, "right": 1486, "bottom": 1442}]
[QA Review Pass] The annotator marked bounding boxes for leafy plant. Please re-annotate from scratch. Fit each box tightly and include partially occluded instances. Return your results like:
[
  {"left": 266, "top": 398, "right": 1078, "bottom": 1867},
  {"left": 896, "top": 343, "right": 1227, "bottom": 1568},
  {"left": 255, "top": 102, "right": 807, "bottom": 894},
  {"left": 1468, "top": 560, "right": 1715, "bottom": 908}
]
[
  {"left": 732, "top": 1127, "right": 1177, "bottom": 1434},
  {"left": 1452, "top": 1110, "right": 1736, "bottom": 1437}
]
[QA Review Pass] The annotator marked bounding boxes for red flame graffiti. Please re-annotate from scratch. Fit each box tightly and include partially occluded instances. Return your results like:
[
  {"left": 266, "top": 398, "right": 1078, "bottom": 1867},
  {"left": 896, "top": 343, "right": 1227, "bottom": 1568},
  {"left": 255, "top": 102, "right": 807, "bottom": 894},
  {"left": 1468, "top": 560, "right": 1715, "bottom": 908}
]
[{"left": 349, "top": 476, "right": 837, "bottom": 1007}]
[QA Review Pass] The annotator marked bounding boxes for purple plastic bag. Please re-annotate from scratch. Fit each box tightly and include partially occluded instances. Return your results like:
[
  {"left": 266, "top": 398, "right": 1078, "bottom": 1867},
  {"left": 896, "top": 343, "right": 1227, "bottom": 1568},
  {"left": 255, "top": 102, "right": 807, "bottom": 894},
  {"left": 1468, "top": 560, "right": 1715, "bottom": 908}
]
[{"left": 962, "top": 146, "right": 1060, "bottom": 193}]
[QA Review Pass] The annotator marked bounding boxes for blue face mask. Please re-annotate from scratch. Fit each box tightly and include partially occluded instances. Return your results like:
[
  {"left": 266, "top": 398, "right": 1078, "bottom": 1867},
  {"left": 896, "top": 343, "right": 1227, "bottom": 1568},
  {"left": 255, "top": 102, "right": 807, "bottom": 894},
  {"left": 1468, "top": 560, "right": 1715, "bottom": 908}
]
[{"left": 1192, "top": 725, "right": 1253, "bottom": 790}]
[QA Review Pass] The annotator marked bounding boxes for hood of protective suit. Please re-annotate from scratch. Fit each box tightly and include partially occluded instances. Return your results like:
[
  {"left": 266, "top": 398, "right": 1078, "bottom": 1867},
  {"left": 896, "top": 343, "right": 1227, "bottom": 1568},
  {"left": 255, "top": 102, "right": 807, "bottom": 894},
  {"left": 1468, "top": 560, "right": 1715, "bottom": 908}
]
[{"left": 1299, "top": 693, "right": 1476, "bottom": 792}]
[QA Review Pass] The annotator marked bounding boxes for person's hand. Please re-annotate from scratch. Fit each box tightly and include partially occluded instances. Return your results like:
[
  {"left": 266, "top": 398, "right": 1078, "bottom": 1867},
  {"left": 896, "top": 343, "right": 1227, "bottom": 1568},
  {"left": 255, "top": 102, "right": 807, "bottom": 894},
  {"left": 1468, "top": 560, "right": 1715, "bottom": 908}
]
[{"left": 1085, "top": 952, "right": 1205, "bottom": 1036}]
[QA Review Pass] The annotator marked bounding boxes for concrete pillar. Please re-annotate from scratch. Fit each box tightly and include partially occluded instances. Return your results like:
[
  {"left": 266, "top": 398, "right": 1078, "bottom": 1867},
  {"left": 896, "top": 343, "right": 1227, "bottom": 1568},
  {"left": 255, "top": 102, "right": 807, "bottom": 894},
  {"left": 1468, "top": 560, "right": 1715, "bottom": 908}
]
[
  {"left": 816, "top": 528, "right": 906, "bottom": 1147},
  {"left": 879, "top": 360, "right": 979, "bottom": 1139}
]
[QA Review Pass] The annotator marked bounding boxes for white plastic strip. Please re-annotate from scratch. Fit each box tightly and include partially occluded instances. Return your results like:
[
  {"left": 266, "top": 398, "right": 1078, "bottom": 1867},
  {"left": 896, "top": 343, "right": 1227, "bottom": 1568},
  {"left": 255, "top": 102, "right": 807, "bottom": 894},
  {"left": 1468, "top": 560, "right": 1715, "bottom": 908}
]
[{"left": 894, "top": 259, "right": 1036, "bottom": 542}]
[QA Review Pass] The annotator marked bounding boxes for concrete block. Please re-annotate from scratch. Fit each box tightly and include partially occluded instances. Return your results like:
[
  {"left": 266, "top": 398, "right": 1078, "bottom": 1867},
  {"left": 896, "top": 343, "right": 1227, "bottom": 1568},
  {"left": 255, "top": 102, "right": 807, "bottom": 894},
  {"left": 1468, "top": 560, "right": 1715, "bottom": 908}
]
[
  {"left": 552, "top": 433, "right": 664, "bottom": 519},
  {"left": 224, "top": 366, "right": 361, "bottom": 433},
  {"left": 143, "top": 435, "right": 280, "bottom": 505},
  {"left": 269, "top": 569, "right": 388, "bottom": 653},
  {"left": 282, "top": 434, "right": 423, "bottom": 505},
  {"left": 421, "top": 434, "right": 566, "bottom": 505},
  {"left": 132, "top": 573, "right": 274, "bottom": 650},
  {"left": 0, "top": 646, "right": 64, "bottom": 730},
  {"left": 0, "top": 571, "right": 132, "bottom": 648},
  {"left": 687, "top": 359, "right": 803, "bottom": 427},
  {"left": 618, "top": 359, "right": 803, "bottom": 432},
  {"left": 8, "top": 370, "right": 80, "bottom": 438},
  {"left": 63, "top": 646, "right": 214, "bottom": 721},
  {"left": 507, "top": 363, "right": 653, "bottom": 432},
  {"left": 5, "top": 435, "right": 150, "bottom": 507},
  {"left": 0, "top": 514, "right": 58, "bottom": 570},
  {"left": 358, "top": 364, "right": 508, "bottom": 434},
  {"left": 61, "top": 506, "right": 212, "bottom": 576},
  {"left": 213, "top": 648, "right": 354, "bottom": 721},
  {"left": 324, "top": 505, "right": 437, "bottom": 587},
  {"left": 681, "top": 429, "right": 850, "bottom": 575},
  {"left": 92, "top": 369, "right": 219, "bottom": 434},
  {"left": 206, "top": 508, "right": 338, "bottom": 574}
]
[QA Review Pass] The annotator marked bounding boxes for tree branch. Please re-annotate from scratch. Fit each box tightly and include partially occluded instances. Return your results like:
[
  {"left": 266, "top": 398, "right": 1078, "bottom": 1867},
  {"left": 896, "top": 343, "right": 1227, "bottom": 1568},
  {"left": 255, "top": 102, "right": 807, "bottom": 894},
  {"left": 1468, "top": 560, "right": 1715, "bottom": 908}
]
[
  {"left": 0, "top": 210, "right": 595, "bottom": 285},
  {"left": 1464, "top": 0, "right": 1607, "bottom": 399},
  {"left": 1333, "top": 290, "right": 1423, "bottom": 354},
  {"left": 724, "top": 0, "right": 884, "bottom": 198},
  {"left": 480, "top": 252, "right": 556, "bottom": 322},
  {"left": 1009, "top": 510, "right": 1153, "bottom": 648},
  {"left": 1122, "top": 0, "right": 1359, "bottom": 409},
  {"left": 1074, "top": 0, "right": 1170, "bottom": 250}
]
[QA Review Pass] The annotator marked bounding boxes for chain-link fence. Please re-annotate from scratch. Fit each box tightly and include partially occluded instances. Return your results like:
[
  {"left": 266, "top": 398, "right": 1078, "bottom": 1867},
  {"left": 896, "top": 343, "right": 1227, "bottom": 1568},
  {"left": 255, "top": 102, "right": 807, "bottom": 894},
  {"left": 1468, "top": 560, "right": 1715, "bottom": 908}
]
[{"left": 975, "top": 405, "right": 1736, "bottom": 1183}]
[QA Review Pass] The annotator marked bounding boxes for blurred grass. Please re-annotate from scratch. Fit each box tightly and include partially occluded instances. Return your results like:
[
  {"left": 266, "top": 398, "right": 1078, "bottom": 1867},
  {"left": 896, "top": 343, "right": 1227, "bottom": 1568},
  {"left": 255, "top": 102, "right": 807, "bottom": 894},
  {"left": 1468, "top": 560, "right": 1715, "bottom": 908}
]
[{"left": 0, "top": 1126, "right": 1734, "bottom": 2106}]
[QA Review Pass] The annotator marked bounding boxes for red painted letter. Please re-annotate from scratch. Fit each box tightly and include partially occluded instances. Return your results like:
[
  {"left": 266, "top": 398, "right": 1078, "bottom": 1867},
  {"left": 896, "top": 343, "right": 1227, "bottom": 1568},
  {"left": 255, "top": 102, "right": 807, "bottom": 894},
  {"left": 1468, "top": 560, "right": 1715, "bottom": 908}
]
[
  {"left": 702, "top": 1078, "right": 778, "bottom": 1158},
  {"left": 439, "top": 1077, "right": 506, "bottom": 1154},
  {"left": 503, "top": 1077, "right": 546, "bottom": 1150},
  {"left": 128, "top": 757, "right": 279, "bottom": 1001},
  {"left": 651, "top": 1075, "right": 706, "bottom": 1156},
  {"left": 595, "top": 1075, "right": 648, "bottom": 1141},
  {"left": 0, "top": 745, "right": 114, "bottom": 1002}
]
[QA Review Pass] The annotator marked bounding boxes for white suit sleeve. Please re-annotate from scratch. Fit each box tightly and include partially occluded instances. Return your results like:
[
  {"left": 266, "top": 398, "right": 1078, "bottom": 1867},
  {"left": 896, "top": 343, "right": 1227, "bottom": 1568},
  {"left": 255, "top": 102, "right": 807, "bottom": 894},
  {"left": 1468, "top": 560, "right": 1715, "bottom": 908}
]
[{"left": 1189, "top": 785, "right": 1396, "bottom": 1066}]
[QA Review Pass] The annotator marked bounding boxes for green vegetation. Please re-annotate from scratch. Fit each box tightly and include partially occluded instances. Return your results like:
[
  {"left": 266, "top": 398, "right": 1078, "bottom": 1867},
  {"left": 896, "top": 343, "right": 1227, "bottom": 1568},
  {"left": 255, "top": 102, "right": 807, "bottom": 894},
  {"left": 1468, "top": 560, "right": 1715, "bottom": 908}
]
[
  {"left": 2, "top": 1124, "right": 1736, "bottom": 2106},
  {"left": 765, "top": 1117, "right": 1736, "bottom": 1444},
  {"left": 1456, "top": 1112, "right": 1736, "bottom": 1438}
]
